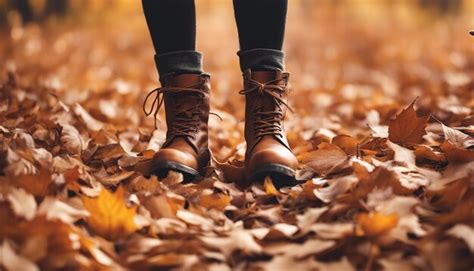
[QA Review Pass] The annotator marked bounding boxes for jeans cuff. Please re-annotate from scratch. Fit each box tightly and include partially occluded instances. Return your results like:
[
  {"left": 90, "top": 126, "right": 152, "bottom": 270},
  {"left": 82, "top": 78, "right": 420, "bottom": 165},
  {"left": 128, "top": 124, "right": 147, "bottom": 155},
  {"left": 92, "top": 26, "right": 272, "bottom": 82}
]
[
  {"left": 237, "top": 48, "right": 285, "bottom": 72},
  {"left": 154, "top": 50, "right": 203, "bottom": 78}
]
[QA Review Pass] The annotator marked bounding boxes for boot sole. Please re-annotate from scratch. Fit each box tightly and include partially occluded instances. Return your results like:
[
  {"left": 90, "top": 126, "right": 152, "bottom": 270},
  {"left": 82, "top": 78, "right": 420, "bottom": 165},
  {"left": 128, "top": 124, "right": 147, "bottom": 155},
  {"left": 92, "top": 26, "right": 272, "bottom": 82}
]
[
  {"left": 248, "top": 163, "right": 296, "bottom": 187},
  {"left": 153, "top": 161, "right": 200, "bottom": 182}
]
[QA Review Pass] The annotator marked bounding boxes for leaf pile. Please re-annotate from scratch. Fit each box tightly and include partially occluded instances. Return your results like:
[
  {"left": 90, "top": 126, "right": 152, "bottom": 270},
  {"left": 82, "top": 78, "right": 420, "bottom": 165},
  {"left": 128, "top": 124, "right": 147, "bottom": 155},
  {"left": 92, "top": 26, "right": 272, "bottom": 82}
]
[{"left": 1, "top": 2, "right": 473, "bottom": 270}]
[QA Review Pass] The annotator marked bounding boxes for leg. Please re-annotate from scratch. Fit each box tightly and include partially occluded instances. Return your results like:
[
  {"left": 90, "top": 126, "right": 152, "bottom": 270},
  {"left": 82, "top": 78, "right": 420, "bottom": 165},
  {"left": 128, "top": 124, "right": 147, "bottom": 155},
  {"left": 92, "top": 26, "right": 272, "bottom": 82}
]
[
  {"left": 142, "top": 0, "right": 202, "bottom": 78},
  {"left": 234, "top": 0, "right": 297, "bottom": 186},
  {"left": 233, "top": 0, "right": 288, "bottom": 71},
  {"left": 142, "top": 0, "right": 211, "bottom": 181}
]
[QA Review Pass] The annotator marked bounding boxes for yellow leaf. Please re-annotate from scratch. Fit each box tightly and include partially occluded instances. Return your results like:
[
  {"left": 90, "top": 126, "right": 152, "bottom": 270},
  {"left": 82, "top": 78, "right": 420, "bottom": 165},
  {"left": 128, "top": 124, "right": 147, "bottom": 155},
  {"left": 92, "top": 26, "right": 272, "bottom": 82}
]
[
  {"left": 356, "top": 211, "right": 398, "bottom": 237},
  {"left": 199, "top": 190, "right": 231, "bottom": 211},
  {"left": 81, "top": 186, "right": 137, "bottom": 240},
  {"left": 264, "top": 177, "right": 279, "bottom": 196}
]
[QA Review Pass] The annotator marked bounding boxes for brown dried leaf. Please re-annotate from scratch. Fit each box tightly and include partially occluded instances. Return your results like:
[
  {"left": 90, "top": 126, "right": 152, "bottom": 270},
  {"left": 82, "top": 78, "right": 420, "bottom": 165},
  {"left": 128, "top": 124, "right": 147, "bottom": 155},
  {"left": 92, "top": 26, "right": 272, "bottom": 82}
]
[
  {"left": 440, "top": 122, "right": 474, "bottom": 149},
  {"left": 60, "top": 124, "right": 83, "bottom": 155},
  {"left": 440, "top": 140, "right": 474, "bottom": 163},
  {"left": 414, "top": 145, "right": 446, "bottom": 163},
  {"left": 332, "top": 135, "right": 359, "bottom": 155},
  {"left": 388, "top": 100, "right": 428, "bottom": 145},
  {"left": 301, "top": 143, "right": 349, "bottom": 175},
  {"left": 15, "top": 168, "right": 53, "bottom": 197}
]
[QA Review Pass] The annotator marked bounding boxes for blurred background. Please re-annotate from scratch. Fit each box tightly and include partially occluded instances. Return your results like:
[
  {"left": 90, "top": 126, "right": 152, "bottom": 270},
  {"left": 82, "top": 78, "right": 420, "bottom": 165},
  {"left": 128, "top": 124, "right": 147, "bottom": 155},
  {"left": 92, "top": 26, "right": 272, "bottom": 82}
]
[
  {"left": 0, "top": 0, "right": 473, "bottom": 23},
  {"left": 0, "top": 0, "right": 473, "bottom": 160}
]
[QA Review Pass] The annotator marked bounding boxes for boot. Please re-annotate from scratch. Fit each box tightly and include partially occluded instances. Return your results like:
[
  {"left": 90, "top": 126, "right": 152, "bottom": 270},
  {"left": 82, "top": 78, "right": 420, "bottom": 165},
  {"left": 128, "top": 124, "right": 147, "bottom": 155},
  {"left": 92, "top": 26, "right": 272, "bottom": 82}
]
[
  {"left": 240, "top": 69, "right": 297, "bottom": 184},
  {"left": 143, "top": 73, "right": 211, "bottom": 180}
]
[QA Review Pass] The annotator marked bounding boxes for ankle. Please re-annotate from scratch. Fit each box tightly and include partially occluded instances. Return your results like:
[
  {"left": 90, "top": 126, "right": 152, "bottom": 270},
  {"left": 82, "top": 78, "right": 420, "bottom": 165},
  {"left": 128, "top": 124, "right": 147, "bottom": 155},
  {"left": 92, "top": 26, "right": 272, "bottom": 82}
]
[
  {"left": 237, "top": 48, "right": 285, "bottom": 72},
  {"left": 154, "top": 51, "right": 203, "bottom": 81}
]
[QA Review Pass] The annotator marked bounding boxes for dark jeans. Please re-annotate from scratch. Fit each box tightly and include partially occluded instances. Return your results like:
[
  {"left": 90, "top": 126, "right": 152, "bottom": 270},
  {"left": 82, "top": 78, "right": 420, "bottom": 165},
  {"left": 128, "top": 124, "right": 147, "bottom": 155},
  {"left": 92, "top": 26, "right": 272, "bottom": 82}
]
[{"left": 142, "top": 0, "right": 288, "bottom": 78}]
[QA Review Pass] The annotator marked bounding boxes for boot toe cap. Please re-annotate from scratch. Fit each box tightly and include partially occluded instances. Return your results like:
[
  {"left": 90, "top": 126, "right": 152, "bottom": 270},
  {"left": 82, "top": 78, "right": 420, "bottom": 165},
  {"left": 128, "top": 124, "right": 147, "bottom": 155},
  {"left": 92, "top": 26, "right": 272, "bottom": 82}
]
[
  {"left": 152, "top": 148, "right": 199, "bottom": 172},
  {"left": 247, "top": 145, "right": 298, "bottom": 173}
]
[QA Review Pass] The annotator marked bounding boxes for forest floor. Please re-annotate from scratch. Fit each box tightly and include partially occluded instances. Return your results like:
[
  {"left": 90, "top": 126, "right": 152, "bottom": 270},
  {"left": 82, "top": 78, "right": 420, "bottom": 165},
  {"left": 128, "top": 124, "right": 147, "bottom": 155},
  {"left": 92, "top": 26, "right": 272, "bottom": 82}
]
[{"left": 0, "top": 2, "right": 473, "bottom": 271}]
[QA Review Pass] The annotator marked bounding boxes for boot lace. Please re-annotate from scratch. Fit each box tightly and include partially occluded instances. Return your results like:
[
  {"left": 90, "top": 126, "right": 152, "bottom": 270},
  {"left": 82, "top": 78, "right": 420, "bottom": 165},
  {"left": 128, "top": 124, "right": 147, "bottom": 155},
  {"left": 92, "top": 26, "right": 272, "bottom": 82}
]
[
  {"left": 239, "top": 77, "right": 294, "bottom": 138},
  {"left": 143, "top": 83, "right": 206, "bottom": 137}
]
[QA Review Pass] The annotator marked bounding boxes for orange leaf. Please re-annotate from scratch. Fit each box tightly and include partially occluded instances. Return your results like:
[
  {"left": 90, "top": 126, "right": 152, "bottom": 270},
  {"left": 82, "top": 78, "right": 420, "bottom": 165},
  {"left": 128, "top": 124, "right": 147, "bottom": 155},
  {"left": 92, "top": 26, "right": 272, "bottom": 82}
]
[
  {"left": 302, "top": 180, "right": 318, "bottom": 201},
  {"left": 199, "top": 191, "right": 231, "bottom": 210},
  {"left": 264, "top": 177, "right": 280, "bottom": 196},
  {"left": 63, "top": 166, "right": 81, "bottom": 193},
  {"left": 414, "top": 145, "right": 446, "bottom": 162},
  {"left": 388, "top": 99, "right": 427, "bottom": 144},
  {"left": 356, "top": 211, "right": 398, "bottom": 237},
  {"left": 81, "top": 186, "right": 137, "bottom": 240}
]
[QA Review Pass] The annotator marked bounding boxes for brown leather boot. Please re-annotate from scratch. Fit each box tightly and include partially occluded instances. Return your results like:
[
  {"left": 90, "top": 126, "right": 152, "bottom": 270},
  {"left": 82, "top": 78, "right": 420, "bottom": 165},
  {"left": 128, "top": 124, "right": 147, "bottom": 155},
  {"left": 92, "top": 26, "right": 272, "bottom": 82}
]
[
  {"left": 143, "top": 73, "right": 211, "bottom": 180},
  {"left": 240, "top": 70, "right": 298, "bottom": 185}
]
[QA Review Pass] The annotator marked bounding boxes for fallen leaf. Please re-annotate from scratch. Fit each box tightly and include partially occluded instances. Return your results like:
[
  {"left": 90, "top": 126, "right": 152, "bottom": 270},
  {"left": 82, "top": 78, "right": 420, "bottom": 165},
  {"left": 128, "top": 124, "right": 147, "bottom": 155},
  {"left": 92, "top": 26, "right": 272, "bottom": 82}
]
[
  {"left": 37, "top": 197, "right": 89, "bottom": 224},
  {"left": 60, "top": 124, "right": 83, "bottom": 155},
  {"left": 296, "top": 207, "right": 329, "bottom": 233},
  {"left": 176, "top": 209, "right": 213, "bottom": 231},
  {"left": 0, "top": 240, "right": 39, "bottom": 271},
  {"left": 309, "top": 223, "right": 354, "bottom": 239},
  {"left": 440, "top": 122, "right": 474, "bottom": 149},
  {"left": 4, "top": 148, "right": 38, "bottom": 176},
  {"left": 81, "top": 186, "right": 137, "bottom": 240},
  {"left": 313, "top": 175, "right": 358, "bottom": 203},
  {"left": 446, "top": 224, "right": 474, "bottom": 252},
  {"left": 332, "top": 135, "right": 359, "bottom": 155},
  {"left": 6, "top": 188, "right": 37, "bottom": 221},
  {"left": 199, "top": 190, "right": 231, "bottom": 211},
  {"left": 426, "top": 177, "right": 470, "bottom": 210},
  {"left": 301, "top": 143, "right": 349, "bottom": 175},
  {"left": 142, "top": 193, "right": 184, "bottom": 218},
  {"left": 250, "top": 223, "right": 299, "bottom": 240},
  {"left": 388, "top": 99, "right": 427, "bottom": 145},
  {"left": 440, "top": 140, "right": 474, "bottom": 163},
  {"left": 15, "top": 168, "right": 53, "bottom": 197},
  {"left": 263, "top": 177, "right": 280, "bottom": 196},
  {"left": 201, "top": 229, "right": 263, "bottom": 256},
  {"left": 265, "top": 238, "right": 336, "bottom": 258},
  {"left": 414, "top": 145, "right": 446, "bottom": 163},
  {"left": 356, "top": 211, "right": 398, "bottom": 237},
  {"left": 73, "top": 103, "right": 104, "bottom": 131}
]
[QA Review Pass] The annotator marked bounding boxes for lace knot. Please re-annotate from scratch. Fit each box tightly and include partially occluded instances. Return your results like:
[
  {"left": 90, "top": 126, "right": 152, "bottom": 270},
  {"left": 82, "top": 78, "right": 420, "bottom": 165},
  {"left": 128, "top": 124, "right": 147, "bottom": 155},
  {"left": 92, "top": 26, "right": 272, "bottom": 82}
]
[
  {"left": 239, "top": 76, "right": 294, "bottom": 138},
  {"left": 142, "top": 83, "right": 206, "bottom": 134}
]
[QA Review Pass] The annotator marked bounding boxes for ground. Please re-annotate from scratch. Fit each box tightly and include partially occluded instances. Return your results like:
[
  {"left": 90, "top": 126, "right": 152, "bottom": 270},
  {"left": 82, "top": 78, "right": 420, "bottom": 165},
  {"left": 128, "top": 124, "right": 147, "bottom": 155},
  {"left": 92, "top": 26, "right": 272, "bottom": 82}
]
[{"left": 0, "top": 1, "right": 473, "bottom": 270}]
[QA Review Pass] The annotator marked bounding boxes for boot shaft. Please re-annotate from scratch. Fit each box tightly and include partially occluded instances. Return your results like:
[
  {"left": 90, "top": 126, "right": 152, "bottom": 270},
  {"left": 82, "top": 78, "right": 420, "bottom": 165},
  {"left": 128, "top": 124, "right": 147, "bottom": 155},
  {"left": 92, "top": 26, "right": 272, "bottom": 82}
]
[
  {"left": 242, "top": 70, "right": 290, "bottom": 152},
  {"left": 160, "top": 73, "right": 211, "bottom": 152}
]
